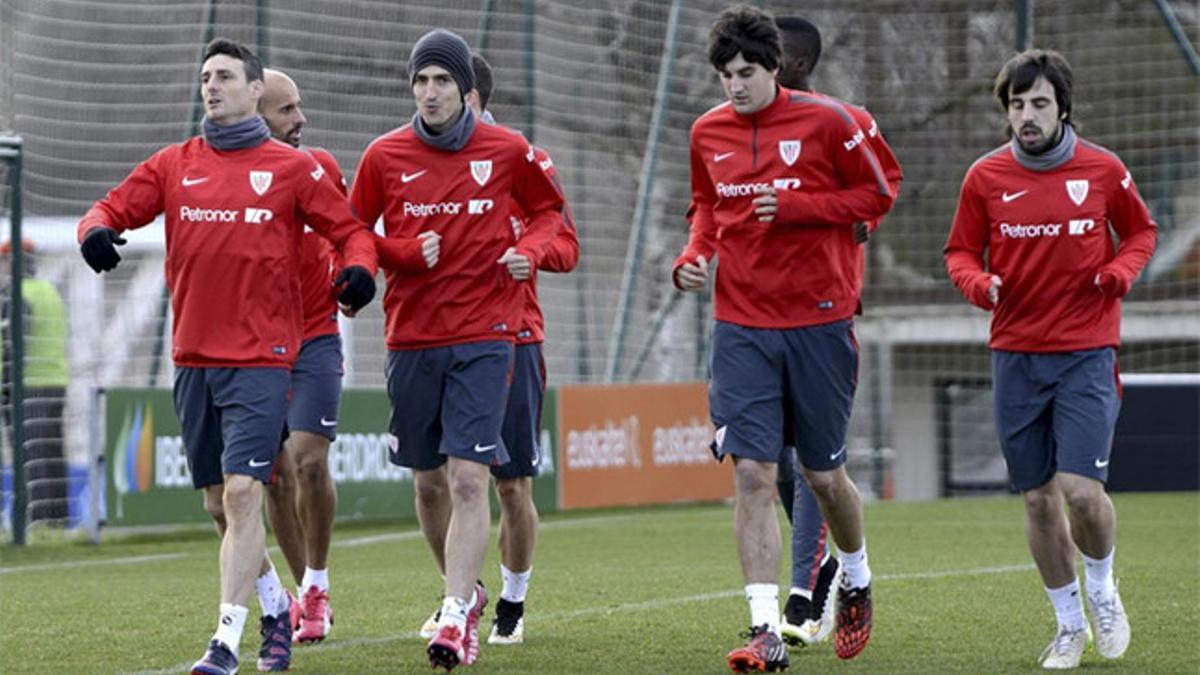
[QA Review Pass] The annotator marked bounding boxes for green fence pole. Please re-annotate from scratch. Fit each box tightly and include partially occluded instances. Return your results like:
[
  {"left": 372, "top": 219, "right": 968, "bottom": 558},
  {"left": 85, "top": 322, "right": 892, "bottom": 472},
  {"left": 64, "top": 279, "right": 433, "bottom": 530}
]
[
  {"left": 257, "top": 0, "right": 269, "bottom": 62},
  {"left": 1152, "top": 0, "right": 1200, "bottom": 78},
  {"left": 1015, "top": 0, "right": 1033, "bottom": 51},
  {"left": 478, "top": 0, "right": 496, "bottom": 52},
  {"left": 522, "top": 0, "right": 536, "bottom": 141},
  {"left": 571, "top": 80, "right": 592, "bottom": 381},
  {"left": 629, "top": 290, "right": 681, "bottom": 381},
  {"left": 2, "top": 134, "right": 27, "bottom": 544},
  {"left": 603, "top": 0, "right": 684, "bottom": 382}
]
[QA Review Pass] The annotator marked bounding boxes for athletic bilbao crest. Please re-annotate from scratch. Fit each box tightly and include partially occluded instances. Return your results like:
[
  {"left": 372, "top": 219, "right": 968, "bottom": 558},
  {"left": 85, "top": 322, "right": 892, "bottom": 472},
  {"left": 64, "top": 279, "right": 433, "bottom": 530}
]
[
  {"left": 471, "top": 160, "right": 493, "bottom": 187},
  {"left": 779, "top": 140, "right": 801, "bottom": 166},
  {"left": 250, "top": 171, "right": 273, "bottom": 196},
  {"left": 1066, "top": 179, "right": 1089, "bottom": 206}
]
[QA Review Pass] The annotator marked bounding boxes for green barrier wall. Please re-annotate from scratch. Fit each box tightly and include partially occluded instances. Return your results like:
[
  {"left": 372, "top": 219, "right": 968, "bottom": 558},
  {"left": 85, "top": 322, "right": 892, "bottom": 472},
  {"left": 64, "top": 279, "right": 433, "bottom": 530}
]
[{"left": 104, "top": 387, "right": 559, "bottom": 527}]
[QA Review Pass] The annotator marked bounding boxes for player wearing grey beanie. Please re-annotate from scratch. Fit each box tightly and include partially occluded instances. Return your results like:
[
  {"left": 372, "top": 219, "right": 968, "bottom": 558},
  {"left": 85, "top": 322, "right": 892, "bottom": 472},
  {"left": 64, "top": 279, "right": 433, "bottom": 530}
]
[{"left": 409, "top": 28, "right": 475, "bottom": 100}]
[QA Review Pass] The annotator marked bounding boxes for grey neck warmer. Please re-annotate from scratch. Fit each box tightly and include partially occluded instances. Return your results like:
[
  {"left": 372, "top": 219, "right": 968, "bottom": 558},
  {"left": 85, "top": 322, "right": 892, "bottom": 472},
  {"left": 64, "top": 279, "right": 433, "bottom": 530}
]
[
  {"left": 1011, "top": 122, "right": 1076, "bottom": 172},
  {"left": 202, "top": 115, "right": 271, "bottom": 151},
  {"left": 412, "top": 105, "right": 476, "bottom": 152}
]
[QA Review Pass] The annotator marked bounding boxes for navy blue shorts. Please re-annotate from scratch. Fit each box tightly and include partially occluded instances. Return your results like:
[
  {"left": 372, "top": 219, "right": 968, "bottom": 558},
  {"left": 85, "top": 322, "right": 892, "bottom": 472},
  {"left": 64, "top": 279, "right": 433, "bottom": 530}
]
[
  {"left": 493, "top": 343, "right": 545, "bottom": 480},
  {"left": 993, "top": 348, "right": 1121, "bottom": 491},
  {"left": 709, "top": 320, "right": 858, "bottom": 471},
  {"left": 173, "top": 367, "right": 291, "bottom": 489},
  {"left": 385, "top": 341, "right": 514, "bottom": 471},
  {"left": 287, "top": 334, "right": 343, "bottom": 440}
]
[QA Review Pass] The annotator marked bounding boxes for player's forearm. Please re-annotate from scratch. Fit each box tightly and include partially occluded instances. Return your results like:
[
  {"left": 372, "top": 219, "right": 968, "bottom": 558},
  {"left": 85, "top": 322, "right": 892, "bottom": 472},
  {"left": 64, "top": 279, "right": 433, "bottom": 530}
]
[
  {"left": 514, "top": 209, "right": 562, "bottom": 267},
  {"left": 1105, "top": 227, "right": 1156, "bottom": 281},
  {"left": 775, "top": 186, "right": 894, "bottom": 227},
  {"left": 944, "top": 249, "right": 994, "bottom": 309},
  {"left": 335, "top": 227, "right": 378, "bottom": 275},
  {"left": 538, "top": 228, "right": 579, "bottom": 273},
  {"left": 375, "top": 235, "right": 428, "bottom": 272}
]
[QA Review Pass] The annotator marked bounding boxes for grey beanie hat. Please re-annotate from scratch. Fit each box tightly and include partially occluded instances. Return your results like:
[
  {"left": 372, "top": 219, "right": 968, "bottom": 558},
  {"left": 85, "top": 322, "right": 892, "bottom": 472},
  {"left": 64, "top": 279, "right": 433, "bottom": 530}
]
[{"left": 408, "top": 29, "right": 475, "bottom": 98}]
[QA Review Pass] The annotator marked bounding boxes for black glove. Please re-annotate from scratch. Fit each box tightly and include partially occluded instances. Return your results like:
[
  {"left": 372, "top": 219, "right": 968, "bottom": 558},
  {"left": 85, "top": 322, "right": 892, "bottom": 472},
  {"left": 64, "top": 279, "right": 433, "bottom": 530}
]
[
  {"left": 335, "top": 265, "right": 376, "bottom": 312},
  {"left": 80, "top": 227, "right": 127, "bottom": 273}
]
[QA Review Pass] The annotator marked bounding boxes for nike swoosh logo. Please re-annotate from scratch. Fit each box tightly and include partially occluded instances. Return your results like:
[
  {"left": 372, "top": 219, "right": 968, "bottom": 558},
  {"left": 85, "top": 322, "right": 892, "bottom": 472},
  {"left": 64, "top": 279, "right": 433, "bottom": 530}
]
[
  {"left": 248, "top": 458, "right": 272, "bottom": 468},
  {"left": 1001, "top": 190, "right": 1028, "bottom": 203},
  {"left": 181, "top": 176, "right": 209, "bottom": 187},
  {"left": 714, "top": 152, "right": 735, "bottom": 162},
  {"left": 401, "top": 170, "right": 428, "bottom": 183},
  {"left": 320, "top": 417, "right": 337, "bottom": 427},
  {"left": 474, "top": 443, "right": 497, "bottom": 454},
  {"left": 829, "top": 446, "right": 846, "bottom": 461},
  {"left": 1094, "top": 458, "right": 1110, "bottom": 469}
]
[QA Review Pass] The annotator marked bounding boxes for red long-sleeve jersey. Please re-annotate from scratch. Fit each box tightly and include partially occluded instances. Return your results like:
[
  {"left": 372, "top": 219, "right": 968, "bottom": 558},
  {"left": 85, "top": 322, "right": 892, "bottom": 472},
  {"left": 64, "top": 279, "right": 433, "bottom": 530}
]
[
  {"left": 298, "top": 147, "right": 346, "bottom": 342},
  {"left": 78, "top": 136, "right": 377, "bottom": 368},
  {"left": 674, "top": 87, "right": 895, "bottom": 328},
  {"left": 351, "top": 121, "right": 565, "bottom": 350},
  {"left": 511, "top": 147, "right": 579, "bottom": 345},
  {"left": 944, "top": 138, "right": 1157, "bottom": 352}
]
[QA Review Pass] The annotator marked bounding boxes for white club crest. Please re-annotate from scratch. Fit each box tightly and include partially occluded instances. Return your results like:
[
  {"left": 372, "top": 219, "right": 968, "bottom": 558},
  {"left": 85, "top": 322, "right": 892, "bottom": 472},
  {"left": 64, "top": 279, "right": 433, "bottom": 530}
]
[
  {"left": 250, "top": 171, "right": 273, "bottom": 196},
  {"left": 779, "top": 140, "right": 801, "bottom": 167},
  {"left": 471, "top": 160, "right": 493, "bottom": 187},
  {"left": 1066, "top": 179, "right": 1089, "bottom": 206}
]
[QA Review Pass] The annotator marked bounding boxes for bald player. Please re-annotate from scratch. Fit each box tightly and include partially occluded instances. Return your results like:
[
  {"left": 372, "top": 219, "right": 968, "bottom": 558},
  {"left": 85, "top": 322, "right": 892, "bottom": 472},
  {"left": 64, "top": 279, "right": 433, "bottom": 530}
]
[{"left": 260, "top": 68, "right": 348, "bottom": 644}]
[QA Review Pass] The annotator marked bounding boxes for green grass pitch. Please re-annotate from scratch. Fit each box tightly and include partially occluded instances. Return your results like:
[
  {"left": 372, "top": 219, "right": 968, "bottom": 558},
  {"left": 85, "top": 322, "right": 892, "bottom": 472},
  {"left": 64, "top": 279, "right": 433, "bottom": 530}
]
[{"left": 1, "top": 493, "right": 1197, "bottom": 673}]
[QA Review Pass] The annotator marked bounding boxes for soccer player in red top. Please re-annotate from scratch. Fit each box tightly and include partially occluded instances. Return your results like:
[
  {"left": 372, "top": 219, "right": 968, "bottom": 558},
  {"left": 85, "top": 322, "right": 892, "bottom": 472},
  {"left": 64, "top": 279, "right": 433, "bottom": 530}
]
[
  {"left": 76, "top": 39, "right": 377, "bottom": 675},
  {"left": 350, "top": 29, "right": 564, "bottom": 671},
  {"left": 412, "top": 52, "right": 579, "bottom": 648},
  {"left": 770, "top": 15, "right": 904, "bottom": 650},
  {"left": 673, "top": 6, "right": 895, "bottom": 670},
  {"left": 944, "top": 49, "right": 1154, "bottom": 669},
  {"left": 257, "top": 67, "right": 345, "bottom": 645}
]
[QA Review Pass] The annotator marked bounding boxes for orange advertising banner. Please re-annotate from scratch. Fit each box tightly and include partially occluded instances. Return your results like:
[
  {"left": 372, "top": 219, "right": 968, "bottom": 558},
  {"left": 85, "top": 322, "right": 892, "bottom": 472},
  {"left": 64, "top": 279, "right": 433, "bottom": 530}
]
[{"left": 556, "top": 381, "right": 733, "bottom": 509}]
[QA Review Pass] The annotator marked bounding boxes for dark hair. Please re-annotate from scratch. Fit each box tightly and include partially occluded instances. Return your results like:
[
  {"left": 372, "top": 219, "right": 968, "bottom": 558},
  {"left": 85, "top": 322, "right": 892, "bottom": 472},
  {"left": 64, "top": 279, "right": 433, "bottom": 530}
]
[
  {"left": 471, "top": 53, "right": 494, "bottom": 111},
  {"left": 993, "top": 49, "right": 1073, "bottom": 127},
  {"left": 708, "top": 4, "right": 781, "bottom": 72},
  {"left": 775, "top": 16, "right": 821, "bottom": 75},
  {"left": 203, "top": 38, "right": 264, "bottom": 83}
]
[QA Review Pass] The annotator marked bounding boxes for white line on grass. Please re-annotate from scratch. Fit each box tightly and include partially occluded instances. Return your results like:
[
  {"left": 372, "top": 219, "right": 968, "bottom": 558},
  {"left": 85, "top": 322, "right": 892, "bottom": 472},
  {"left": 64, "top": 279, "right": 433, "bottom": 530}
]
[
  {"left": 0, "top": 512, "right": 647, "bottom": 575},
  {"left": 0, "top": 552, "right": 188, "bottom": 575},
  {"left": 119, "top": 561, "right": 1037, "bottom": 675}
]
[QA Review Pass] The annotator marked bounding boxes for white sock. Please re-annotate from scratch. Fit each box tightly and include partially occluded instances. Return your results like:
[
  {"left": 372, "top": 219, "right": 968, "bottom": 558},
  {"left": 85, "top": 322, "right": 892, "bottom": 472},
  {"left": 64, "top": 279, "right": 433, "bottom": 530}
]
[
  {"left": 256, "top": 567, "right": 290, "bottom": 618},
  {"left": 438, "top": 596, "right": 470, "bottom": 631},
  {"left": 302, "top": 567, "right": 329, "bottom": 593},
  {"left": 745, "top": 583, "right": 780, "bottom": 634},
  {"left": 789, "top": 587, "right": 813, "bottom": 601},
  {"left": 839, "top": 543, "right": 872, "bottom": 589},
  {"left": 1046, "top": 579, "right": 1087, "bottom": 632},
  {"left": 1082, "top": 548, "right": 1116, "bottom": 600},
  {"left": 500, "top": 564, "right": 531, "bottom": 603},
  {"left": 213, "top": 603, "right": 249, "bottom": 654}
]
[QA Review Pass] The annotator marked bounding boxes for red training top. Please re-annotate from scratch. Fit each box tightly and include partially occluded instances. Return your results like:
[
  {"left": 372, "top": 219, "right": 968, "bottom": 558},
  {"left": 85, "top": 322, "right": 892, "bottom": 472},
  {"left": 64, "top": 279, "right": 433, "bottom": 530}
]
[
  {"left": 675, "top": 86, "right": 895, "bottom": 328},
  {"left": 351, "top": 121, "right": 565, "bottom": 350},
  {"left": 944, "top": 138, "right": 1157, "bottom": 352},
  {"left": 78, "top": 136, "right": 377, "bottom": 368}
]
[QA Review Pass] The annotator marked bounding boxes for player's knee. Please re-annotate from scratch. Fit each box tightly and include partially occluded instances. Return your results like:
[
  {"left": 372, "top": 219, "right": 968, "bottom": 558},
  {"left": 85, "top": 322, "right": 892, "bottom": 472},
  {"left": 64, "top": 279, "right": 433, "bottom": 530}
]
[
  {"left": 1061, "top": 479, "right": 1105, "bottom": 515},
  {"left": 495, "top": 477, "right": 531, "bottom": 503},
  {"left": 1022, "top": 482, "right": 1062, "bottom": 518},
  {"left": 294, "top": 446, "right": 330, "bottom": 485},
  {"left": 449, "top": 473, "right": 487, "bottom": 505},
  {"left": 734, "top": 459, "right": 775, "bottom": 496},
  {"left": 202, "top": 488, "right": 226, "bottom": 525},
  {"left": 414, "top": 471, "right": 450, "bottom": 506},
  {"left": 222, "top": 476, "right": 262, "bottom": 519}
]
